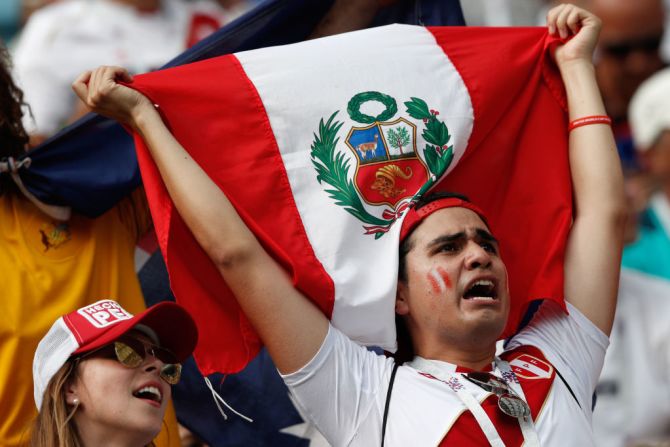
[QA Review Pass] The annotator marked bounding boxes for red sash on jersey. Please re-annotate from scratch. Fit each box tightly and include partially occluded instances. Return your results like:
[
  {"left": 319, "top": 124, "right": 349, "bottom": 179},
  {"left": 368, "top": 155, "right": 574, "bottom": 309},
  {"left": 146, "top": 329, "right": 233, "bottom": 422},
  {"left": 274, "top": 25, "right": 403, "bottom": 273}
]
[{"left": 438, "top": 346, "right": 555, "bottom": 446}]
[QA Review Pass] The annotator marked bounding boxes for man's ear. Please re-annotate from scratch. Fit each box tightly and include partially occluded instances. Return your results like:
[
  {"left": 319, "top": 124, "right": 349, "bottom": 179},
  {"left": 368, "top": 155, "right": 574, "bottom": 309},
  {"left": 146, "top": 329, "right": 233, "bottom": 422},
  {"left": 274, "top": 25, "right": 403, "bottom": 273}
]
[{"left": 396, "top": 281, "right": 409, "bottom": 316}]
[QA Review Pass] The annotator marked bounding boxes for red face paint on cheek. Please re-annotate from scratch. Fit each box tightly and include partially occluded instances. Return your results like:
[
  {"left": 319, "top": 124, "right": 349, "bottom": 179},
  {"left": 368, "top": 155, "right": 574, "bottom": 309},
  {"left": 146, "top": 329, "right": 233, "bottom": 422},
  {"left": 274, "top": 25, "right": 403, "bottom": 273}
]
[
  {"left": 436, "top": 266, "right": 452, "bottom": 289},
  {"left": 427, "top": 271, "right": 442, "bottom": 295},
  {"left": 427, "top": 267, "right": 451, "bottom": 296}
]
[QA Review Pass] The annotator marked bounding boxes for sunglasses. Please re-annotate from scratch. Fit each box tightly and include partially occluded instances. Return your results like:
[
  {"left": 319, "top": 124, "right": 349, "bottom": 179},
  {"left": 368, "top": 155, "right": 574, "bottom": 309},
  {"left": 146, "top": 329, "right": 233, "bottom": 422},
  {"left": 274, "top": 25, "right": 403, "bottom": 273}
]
[
  {"left": 463, "top": 372, "right": 530, "bottom": 419},
  {"left": 602, "top": 35, "right": 662, "bottom": 59},
  {"left": 81, "top": 336, "right": 182, "bottom": 385}
]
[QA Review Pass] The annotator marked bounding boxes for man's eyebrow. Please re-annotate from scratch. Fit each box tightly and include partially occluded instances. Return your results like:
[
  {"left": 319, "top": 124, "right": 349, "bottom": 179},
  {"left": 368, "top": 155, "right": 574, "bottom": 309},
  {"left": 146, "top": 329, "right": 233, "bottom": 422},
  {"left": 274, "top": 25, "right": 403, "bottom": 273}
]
[
  {"left": 426, "top": 232, "right": 466, "bottom": 249},
  {"left": 476, "top": 229, "right": 498, "bottom": 244}
]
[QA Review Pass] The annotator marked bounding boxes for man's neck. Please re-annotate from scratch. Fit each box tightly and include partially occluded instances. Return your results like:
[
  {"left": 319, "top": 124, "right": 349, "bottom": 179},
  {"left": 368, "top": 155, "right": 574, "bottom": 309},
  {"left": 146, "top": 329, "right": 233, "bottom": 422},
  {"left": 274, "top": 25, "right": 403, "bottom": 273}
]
[{"left": 415, "top": 344, "right": 497, "bottom": 371}]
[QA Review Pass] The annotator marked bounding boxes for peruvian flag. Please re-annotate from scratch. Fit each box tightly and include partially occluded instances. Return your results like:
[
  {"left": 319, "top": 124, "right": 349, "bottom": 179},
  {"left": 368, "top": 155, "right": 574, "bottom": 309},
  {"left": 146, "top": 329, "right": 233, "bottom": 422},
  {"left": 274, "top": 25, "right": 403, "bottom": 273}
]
[{"left": 129, "top": 25, "right": 570, "bottom": 375}]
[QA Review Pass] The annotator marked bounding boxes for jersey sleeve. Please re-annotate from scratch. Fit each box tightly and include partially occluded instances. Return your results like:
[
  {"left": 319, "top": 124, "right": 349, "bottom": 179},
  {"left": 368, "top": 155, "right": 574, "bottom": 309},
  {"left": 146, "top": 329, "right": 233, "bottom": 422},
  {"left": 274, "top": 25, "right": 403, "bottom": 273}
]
[
  {"left": 506, "top": 300, "right": 609, "bottom": 412},
  {"left": 281, "top": 324, "right": 392, "bottom": 446}
]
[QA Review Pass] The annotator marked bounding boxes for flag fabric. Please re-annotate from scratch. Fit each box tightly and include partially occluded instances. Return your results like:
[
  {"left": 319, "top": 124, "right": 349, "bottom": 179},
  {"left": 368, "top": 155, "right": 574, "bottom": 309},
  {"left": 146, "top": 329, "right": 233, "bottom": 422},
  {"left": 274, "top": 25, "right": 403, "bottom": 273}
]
[
  {"left": 18, "top": 0, "right": 464, "bottom": 217},
  {"left": 139, "top": 250, "right": 331, "bottom": 446},
  {"left": 129, "top": 25, "right": 571, "bottom": 375}
]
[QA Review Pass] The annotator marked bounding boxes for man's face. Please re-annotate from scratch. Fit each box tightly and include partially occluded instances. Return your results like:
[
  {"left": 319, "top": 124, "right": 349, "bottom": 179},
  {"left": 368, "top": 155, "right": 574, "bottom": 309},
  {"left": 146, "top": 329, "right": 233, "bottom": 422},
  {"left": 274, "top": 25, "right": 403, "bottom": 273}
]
[
  {"left": 396, "top": 207, "right": 510, "bottom": 352},
  {"left": 593, "top": 0, "right": 665, "bottom": 120}
]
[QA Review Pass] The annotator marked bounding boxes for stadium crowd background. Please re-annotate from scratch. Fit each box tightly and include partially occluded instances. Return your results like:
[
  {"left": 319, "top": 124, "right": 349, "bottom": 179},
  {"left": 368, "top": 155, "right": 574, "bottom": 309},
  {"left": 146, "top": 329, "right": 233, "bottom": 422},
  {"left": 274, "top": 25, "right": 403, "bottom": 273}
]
[{"left": 1, "top": 0, "right": 670, "bottom": 446}]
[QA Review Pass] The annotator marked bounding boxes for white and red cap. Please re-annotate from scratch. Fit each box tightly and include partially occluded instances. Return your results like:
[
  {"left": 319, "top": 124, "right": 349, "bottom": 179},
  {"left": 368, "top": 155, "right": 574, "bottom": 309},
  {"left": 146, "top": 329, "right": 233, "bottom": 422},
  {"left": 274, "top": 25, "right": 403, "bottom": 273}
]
[
  {"left": 33, "top": 299, "right": 198, "bottom": 409},
  {"left": 629, "top": 67, "right": 670, "bottom": 151}
]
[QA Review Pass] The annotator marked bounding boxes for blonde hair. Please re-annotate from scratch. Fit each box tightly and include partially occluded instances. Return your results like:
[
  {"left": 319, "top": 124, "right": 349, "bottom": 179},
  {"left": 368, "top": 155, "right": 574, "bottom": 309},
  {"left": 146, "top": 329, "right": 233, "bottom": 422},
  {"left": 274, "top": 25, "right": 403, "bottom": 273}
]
[
  {"left": 30, "top": 359, "right": 159, "bottom": 447},
  {"left": 30, "top": 361, "right": 82, "bottom": 447}
]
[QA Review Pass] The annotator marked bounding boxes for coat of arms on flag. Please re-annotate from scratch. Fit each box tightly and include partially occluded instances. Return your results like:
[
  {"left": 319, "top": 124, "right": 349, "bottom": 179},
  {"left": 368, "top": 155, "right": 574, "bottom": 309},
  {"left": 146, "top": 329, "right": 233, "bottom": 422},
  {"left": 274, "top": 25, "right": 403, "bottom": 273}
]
[{"left": 311, "top": 91, "right": 453, "bottom": 238}]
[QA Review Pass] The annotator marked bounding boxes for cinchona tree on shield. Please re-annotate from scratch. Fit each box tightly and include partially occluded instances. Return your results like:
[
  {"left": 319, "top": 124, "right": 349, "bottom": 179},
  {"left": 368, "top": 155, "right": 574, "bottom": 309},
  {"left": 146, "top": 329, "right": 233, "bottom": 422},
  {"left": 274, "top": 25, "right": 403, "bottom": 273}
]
[{"left": 386, "top": 126, "right": 410, "bottom": 155}]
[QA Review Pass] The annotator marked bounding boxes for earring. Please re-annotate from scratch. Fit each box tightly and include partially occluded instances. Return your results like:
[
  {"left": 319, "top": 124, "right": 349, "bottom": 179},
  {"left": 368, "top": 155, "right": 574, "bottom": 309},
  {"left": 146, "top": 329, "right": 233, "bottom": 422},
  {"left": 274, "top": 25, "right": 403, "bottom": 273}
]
[{"left": 72, "top": 398, "right": 79, "bottom": 406}]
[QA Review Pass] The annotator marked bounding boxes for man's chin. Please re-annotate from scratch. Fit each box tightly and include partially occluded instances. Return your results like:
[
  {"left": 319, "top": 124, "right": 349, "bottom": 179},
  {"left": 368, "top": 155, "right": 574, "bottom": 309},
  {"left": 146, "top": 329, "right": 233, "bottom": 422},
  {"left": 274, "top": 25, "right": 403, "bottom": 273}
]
[{"left": 463, "top": 310, "right": 507, "bottom": 340}]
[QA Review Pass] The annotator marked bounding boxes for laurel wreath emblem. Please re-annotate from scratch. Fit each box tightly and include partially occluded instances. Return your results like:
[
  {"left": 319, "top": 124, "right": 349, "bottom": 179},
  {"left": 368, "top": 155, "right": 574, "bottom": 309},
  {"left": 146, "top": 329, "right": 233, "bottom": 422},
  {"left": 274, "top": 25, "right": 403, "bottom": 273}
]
[
  {"left": 310, "top": 93, "right": 454, "bottom": 239},
  {"left": 346, "top": 91, "right": 398, "bottom": 124}
]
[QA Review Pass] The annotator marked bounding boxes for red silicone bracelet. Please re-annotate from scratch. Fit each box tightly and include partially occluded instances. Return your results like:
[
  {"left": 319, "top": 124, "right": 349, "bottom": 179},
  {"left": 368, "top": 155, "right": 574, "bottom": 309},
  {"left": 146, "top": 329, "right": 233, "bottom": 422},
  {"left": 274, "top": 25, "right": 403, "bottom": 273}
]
[{"left": 568, "top": 115, "right": 612, "bottom": 131}]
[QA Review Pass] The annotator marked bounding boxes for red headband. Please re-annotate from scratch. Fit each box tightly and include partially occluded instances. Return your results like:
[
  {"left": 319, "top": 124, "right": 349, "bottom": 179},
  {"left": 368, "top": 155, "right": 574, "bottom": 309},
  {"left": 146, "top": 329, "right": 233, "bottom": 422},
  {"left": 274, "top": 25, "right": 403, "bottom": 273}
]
[{"left": 399, "top": 198, "right": 489, "bottom": 242}]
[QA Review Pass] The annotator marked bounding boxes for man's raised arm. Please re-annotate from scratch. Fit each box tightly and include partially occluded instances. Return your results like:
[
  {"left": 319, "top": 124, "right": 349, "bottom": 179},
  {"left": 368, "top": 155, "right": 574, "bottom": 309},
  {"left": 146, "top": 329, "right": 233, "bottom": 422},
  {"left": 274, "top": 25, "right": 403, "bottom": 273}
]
[
  {"left": 73, "top": 66, "right": 328, "bottom": 374},
  {"left": 549, "top": 5, "right": 626, "bottom": 336}
]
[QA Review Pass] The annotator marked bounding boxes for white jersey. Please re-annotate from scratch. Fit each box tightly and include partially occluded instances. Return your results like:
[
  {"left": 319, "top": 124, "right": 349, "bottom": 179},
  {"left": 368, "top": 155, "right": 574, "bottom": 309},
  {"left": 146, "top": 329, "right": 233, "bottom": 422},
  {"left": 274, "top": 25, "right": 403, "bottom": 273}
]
[
  {"left": 283, "top": 301, "right": 608, "bottom": 446},
  {"left": 12, "top": 0, "right": 229, "bottom": 136}
]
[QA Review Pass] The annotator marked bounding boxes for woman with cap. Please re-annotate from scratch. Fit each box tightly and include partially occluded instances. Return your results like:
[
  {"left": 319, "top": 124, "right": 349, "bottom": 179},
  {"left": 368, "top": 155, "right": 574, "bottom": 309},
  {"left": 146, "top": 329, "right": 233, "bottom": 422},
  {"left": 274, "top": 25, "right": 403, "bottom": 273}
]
[
  {"left": 0, "top": 41, "right": 171, "bottom": 445},
  {"left": 30, "top": 299, "right": 198, "bottom": 447}
]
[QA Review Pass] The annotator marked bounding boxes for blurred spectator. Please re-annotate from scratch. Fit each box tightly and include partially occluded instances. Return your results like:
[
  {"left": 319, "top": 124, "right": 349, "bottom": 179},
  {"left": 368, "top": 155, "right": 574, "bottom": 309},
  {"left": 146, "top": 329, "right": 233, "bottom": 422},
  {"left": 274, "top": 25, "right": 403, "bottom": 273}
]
[
  {"left": 588, "top": 0, "right": 667, "bottom": 169},
  {"left": 591, "top": 0, "right": 666, "bottom": 121},
  {"left": 592, "top": 269, "right": 670, "bottom": 447},
  {"left": 622, "top": 67, "right": 670, "bottom": 279},
  {"left": 11, "top": 0, "right": 238, "bottom": 146}
]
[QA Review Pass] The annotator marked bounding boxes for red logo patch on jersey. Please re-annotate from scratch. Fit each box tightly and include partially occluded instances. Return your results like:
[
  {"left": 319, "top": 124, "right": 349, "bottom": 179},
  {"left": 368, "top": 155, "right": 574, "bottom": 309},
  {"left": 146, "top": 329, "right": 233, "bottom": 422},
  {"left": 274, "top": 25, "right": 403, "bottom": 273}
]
[{"left": 509, "top": 354, "right": 553, "bottom": 379}]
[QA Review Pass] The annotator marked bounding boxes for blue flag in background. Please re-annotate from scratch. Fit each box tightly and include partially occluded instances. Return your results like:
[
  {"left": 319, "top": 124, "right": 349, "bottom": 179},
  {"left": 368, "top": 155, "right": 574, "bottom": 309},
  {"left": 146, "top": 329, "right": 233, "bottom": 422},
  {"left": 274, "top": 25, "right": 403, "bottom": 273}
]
[{"left": 19, "top": 0, "right": 465, "bottom": 218}]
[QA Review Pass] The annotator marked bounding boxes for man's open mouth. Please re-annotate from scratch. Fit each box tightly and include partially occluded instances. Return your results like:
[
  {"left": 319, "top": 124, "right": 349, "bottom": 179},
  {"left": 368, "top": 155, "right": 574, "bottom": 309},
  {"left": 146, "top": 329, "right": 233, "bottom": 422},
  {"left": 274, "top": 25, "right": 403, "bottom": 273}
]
[{"left": 463, "top": 279, "right": 497, "bottom": 300}]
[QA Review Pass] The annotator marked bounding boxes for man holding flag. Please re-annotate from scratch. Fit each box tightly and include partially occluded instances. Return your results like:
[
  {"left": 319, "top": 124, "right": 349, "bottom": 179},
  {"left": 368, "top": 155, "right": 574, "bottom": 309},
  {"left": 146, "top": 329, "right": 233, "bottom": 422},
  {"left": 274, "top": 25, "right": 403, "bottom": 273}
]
[{"left": 74, "top": 3, "right": 624, "bottom": 445}]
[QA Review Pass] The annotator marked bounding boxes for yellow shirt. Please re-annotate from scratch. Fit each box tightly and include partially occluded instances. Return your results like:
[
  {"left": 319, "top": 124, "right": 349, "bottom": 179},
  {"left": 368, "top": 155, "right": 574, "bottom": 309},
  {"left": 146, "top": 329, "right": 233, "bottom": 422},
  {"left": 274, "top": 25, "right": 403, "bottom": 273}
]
[{"left": 0, "top": 191, "right": 179, "bottom": 446}]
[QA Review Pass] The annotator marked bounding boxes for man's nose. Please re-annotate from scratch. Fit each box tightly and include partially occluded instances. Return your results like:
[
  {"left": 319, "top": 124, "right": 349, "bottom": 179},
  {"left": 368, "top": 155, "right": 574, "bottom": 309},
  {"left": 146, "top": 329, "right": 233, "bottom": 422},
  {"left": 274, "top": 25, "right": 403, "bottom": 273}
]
[{"left": 464, "top": 242, "right": 492, "bottom": 269}]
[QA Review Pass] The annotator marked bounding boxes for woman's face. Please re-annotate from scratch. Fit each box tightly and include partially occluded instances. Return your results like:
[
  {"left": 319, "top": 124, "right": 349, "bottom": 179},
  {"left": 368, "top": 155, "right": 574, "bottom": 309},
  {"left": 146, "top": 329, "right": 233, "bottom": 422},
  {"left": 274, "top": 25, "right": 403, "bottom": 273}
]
[{"left": 67, "top": 332, "right": 171, "bottom": 446}]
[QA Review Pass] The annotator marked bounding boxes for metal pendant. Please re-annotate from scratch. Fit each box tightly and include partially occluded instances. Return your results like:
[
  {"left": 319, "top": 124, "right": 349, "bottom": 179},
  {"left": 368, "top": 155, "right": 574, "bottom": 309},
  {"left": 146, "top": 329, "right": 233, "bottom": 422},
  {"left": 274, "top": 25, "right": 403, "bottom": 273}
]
[
  {"left": 498, "top": 394, "right": 531, "bottom": 419},
  {"left": 463, "top": 373, "right": 507, "bottom": 394}
]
